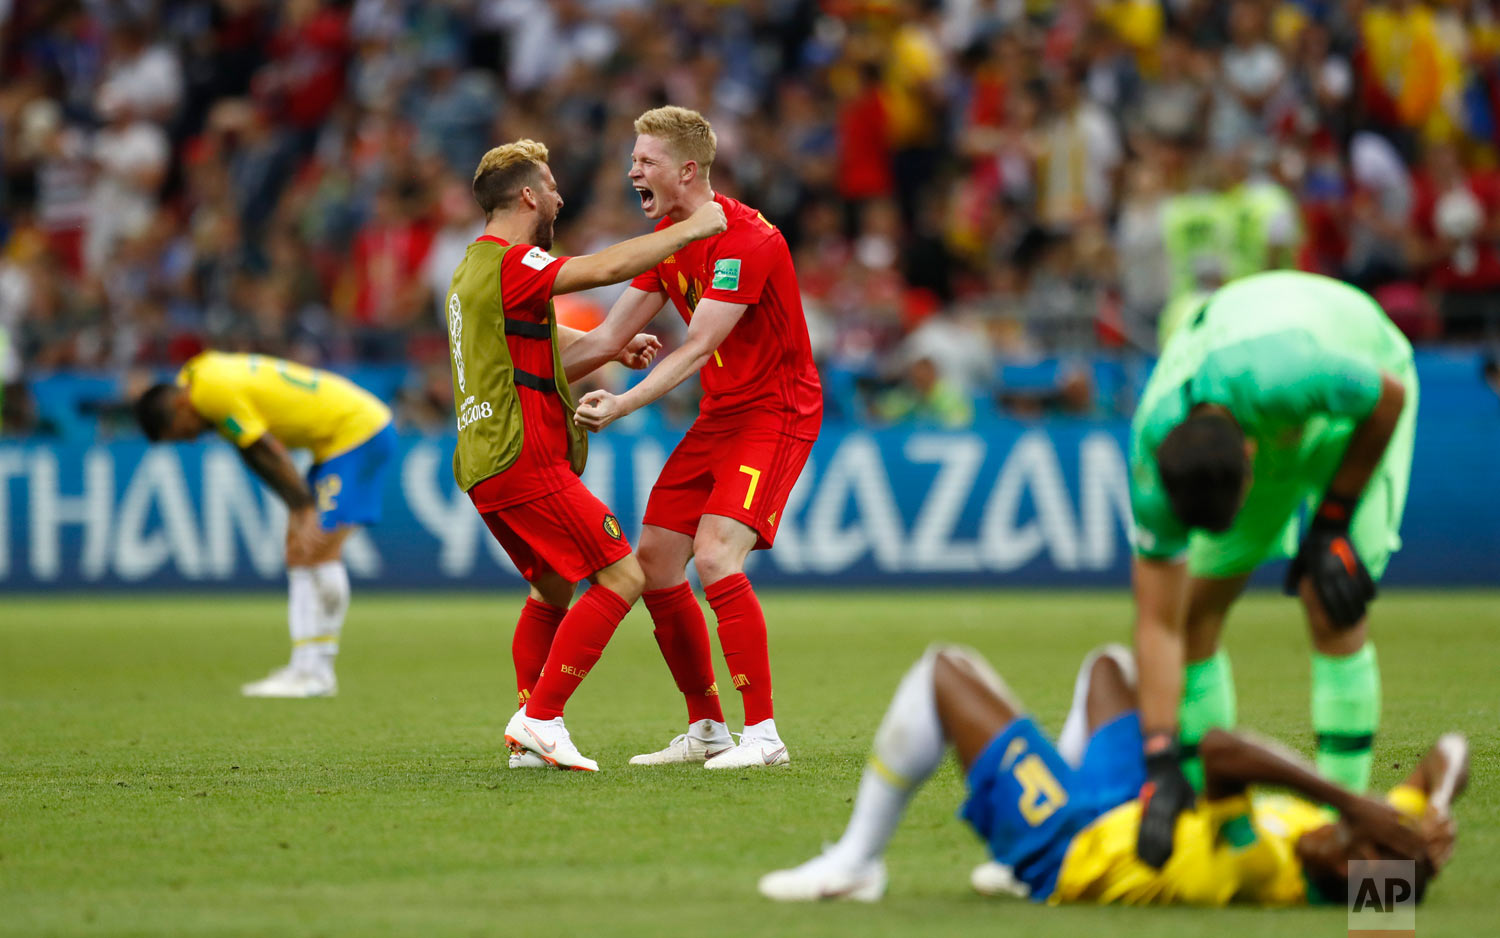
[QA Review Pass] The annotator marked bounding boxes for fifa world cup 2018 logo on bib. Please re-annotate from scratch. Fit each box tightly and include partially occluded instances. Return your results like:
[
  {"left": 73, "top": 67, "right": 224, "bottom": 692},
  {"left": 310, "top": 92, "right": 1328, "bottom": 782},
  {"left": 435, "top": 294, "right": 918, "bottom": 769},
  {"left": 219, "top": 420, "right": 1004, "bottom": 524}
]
[{"left": 448, "top": 293, "right": 466, "bottom": 394}]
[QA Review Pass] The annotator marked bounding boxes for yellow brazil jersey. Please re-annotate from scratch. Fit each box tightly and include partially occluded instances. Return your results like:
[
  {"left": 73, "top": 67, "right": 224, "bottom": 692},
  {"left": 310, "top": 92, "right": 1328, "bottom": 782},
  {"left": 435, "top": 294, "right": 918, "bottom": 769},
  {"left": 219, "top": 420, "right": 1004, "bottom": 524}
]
[
  {"left": 1052, "top": 785, "right": 1429, "bottom": 907},
  {"left": 178, "top": 352, "right": 391, "bottom": 464}
]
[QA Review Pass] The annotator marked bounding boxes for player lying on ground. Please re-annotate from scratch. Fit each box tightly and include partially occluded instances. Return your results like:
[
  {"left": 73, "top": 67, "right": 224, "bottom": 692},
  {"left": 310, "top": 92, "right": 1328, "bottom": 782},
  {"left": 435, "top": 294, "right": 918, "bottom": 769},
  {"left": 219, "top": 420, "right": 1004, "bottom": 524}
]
[
  {"left": 1128, "top": 270, "right": 1418, "bottom": 867},
  {"left": 444, "top": 139, "right": 725, "bottom": 771},
  {"left": 760, "top": 643, "right": 1466, "bottom": 906},
  {"left": 136, "top": 353, "right": 397, "bottom": 698},
  {"left": 572, "top": 106, "right": 824, "bottom": 770}
]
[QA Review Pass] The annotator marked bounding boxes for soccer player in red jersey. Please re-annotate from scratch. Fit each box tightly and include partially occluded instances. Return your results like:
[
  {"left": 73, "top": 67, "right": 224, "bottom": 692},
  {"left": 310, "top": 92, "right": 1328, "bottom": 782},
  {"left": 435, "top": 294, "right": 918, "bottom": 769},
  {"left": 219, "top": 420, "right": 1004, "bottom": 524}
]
[
  {"left": 445, "top": 140, "right": 726, "bottom": 771},
  {"left": 573, "top": 107, "right": 823, "bottom": 770}
]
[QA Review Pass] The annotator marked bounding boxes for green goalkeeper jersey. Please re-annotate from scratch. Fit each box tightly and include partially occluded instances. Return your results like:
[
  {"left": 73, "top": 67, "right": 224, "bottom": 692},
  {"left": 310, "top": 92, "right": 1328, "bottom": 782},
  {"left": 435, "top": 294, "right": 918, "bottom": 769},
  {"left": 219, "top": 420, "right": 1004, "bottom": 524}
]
[{"left": 1130, "top": 271, "right": 1413, "bottom": 561}]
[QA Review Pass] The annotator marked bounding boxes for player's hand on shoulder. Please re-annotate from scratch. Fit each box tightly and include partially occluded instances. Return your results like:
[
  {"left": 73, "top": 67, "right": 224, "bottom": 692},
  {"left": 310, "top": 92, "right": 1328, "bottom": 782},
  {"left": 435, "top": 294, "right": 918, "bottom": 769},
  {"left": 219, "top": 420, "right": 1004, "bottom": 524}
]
[
  {"left": 686, "top": 200, "right": 727, "bottom": 239},
  {"left": 618, "top": 333, "right": 662, "bottom": 369},
  {"left": 1136, "top": 732, "right": 1196, "bottom": 869},
  {"left": 574, "top": 389, "right": 625, "bottom": 433}
]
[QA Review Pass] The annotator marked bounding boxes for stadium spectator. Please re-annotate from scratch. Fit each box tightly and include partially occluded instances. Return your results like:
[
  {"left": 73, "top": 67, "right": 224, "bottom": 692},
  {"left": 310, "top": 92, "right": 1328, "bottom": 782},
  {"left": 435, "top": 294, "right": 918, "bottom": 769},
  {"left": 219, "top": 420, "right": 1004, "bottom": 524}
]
[
  {"left": 873, "top": 353, "right": 974, "bottom": 429},
  {"left": 4, "top": 0, "right": 1500, "bottom": 435},
  {"left": 1408, "top": 137, "right": 1500, "bottom": 337},
  {"left": 341, "top": 182, "right": 435, "bottom": 357},
  {"left": 84, "top": 84, "right": 169, "bottom": 276},
  {"left": 1035, "top": 62, "right": 1122, "bottom": 233}
]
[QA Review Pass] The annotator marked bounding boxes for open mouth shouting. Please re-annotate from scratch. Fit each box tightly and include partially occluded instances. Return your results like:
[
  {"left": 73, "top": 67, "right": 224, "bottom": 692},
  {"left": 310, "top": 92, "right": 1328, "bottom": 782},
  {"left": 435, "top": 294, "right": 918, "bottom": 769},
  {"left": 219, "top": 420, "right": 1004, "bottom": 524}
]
[{"left": 634, "top": 185, "right": 656, "bottom": 215}]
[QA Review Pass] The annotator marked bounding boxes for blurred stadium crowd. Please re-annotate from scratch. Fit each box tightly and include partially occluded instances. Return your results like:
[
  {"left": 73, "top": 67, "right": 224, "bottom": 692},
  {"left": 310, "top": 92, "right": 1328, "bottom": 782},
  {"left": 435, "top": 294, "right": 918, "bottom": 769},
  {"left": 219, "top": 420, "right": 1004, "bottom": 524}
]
[{"left": 3, "top": 0, "right": 1500, "bottom": 434}]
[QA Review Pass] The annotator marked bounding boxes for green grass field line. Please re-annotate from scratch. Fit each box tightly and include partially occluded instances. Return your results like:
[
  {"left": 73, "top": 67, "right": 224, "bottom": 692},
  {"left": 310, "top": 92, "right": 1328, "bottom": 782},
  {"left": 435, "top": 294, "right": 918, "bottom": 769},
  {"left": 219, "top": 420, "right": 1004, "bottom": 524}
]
[{"left": 2, "top": 591, "right": 1496, "bottom": 937}]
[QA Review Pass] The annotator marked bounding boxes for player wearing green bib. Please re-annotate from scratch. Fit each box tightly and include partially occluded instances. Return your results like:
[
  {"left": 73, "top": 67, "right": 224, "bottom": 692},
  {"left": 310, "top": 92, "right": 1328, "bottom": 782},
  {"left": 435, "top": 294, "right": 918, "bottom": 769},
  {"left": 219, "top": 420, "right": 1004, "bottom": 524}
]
[{"left": 1127, "top": 271, "right": 1417, "bottom": 868}]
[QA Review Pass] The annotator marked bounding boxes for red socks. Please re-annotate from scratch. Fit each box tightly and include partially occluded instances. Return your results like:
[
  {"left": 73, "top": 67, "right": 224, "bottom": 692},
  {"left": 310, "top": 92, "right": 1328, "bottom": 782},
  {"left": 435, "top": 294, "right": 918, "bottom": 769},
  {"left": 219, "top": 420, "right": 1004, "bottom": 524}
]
[
  {"left": 642, "top": 582, "right": 725, "bottom": 724},
  {"left": 512, "top": 597, "right": 565, "bottom": 709},
  {"left": 704, "top": 573, "right": 773, "bottom": 725},
  {"left": 525, "top": 586, "right": 631, "bottom": 720}
]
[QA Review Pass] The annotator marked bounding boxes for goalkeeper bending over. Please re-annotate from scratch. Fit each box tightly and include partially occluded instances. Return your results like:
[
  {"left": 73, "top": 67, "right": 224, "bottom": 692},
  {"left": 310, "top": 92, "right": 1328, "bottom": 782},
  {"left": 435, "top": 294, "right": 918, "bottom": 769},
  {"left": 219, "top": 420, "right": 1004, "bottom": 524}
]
[{"left": 1126, "top": 271, "right": 1418, "bottom": 868}]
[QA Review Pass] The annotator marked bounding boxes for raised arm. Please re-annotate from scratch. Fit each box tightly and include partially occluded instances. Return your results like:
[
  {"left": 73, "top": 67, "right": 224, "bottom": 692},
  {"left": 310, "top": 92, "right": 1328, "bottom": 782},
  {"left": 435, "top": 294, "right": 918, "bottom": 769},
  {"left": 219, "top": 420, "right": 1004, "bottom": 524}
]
[
  {"left": 1198, "top": 727, "right": 1429, "bottom": 861},
  {"left": 551, "top": 202, "right": 725, "bottom": 296},
  {"left": 572, "top": 297, "right": 746, "bottom": 432},
  {"left": 558, "top": 287, "right": 669, "bottom": 382}
]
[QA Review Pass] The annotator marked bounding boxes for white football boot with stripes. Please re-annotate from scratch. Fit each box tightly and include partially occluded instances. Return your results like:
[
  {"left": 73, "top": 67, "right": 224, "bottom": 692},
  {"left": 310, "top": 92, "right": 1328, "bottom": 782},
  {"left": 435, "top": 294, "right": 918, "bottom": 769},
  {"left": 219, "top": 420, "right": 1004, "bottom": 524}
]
[
  {"left": 704, "top": 719, "right": 790, "bottom": 770},
  {"left": 629, "top": 719, "right": 735, "bottom": 765},
  {"left": 504, "top": 709, "right": 598, "bottom": 772}
]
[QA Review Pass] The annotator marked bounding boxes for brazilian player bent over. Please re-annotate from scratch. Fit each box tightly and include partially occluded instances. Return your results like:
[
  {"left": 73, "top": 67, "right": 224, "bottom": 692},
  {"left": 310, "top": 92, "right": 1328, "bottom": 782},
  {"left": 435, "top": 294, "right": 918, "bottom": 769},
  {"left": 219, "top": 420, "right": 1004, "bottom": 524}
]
[
  {"left": 136, "top": 353, "right": 397, "bottom": 697},
  {"left": 759, "top": 643, "right": 1466, "bottom": 906},
  {"left": 1128, "top": 271, "right": 1417, "bottom": 867}
]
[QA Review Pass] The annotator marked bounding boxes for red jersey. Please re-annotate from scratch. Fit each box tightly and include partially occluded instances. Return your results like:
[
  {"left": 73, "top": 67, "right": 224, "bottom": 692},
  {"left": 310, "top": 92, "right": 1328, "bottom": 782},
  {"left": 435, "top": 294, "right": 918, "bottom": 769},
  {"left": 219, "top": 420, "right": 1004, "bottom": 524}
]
[
  {"left": 468, "top": 236, "right": 578, "bottom": 510},
  {"left": 630, "top": 193, "right": 822, "bottom": 440}
]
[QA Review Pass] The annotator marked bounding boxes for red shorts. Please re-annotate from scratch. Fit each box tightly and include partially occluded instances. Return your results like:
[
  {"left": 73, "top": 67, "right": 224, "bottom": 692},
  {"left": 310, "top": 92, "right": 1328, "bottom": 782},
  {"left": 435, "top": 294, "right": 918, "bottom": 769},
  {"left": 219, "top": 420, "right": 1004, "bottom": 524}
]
[
  {"left": 472, "top": 479, "right": 632, "bottom": 583},
  {"left": 642, "top": 423, "right": 814, "bottom": 550}
]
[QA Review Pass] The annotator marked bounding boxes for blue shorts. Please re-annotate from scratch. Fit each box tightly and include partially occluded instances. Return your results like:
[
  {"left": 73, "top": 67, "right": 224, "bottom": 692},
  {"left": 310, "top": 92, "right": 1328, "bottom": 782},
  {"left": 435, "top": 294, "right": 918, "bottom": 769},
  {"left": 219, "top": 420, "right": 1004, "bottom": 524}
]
[
  {"left": 959, "top": 711, "right": 1144, "bottom": 901},
  {"left": 307, "top": 422, "right": 397, "bottom": 531}
]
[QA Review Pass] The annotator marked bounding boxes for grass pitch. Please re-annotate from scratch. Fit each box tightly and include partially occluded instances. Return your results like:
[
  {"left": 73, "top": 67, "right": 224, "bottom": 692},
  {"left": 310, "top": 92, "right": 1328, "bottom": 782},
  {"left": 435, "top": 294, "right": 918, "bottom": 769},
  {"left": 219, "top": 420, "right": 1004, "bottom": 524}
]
[{"left": 2, "top": 590, "right": 1496, "bottom": 937}]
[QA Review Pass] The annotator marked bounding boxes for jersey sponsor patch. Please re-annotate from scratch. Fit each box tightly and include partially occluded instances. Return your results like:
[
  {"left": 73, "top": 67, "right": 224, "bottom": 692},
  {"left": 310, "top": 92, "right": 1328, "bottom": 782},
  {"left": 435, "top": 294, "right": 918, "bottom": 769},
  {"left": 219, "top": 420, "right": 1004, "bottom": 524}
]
[
  {"left": 712, "top": 258, "right": 741, "bottom": 290},
  {"left": 521, "top": 247, "right": 559, "bottom": 270}
]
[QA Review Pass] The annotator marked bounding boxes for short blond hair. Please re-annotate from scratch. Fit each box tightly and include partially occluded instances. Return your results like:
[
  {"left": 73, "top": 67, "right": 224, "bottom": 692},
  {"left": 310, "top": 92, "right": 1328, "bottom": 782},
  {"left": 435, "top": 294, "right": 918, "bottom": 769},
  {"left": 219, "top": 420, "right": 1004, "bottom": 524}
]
[
  {"left": 472, "top": 139, "right": 550, "bottom": 217},
  {"left": 634, "top": 106, "right": 716, "bottom": 175}
]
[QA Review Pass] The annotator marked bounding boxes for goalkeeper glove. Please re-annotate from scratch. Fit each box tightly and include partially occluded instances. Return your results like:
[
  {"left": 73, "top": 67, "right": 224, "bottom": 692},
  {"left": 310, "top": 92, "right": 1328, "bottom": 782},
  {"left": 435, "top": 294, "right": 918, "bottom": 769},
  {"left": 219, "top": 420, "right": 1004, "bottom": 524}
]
[
  {"left": 1284, "top": 492, "right": 1376, "bottom": 629},
  {"left": 1136, "top": 731, "right": 1196, "bottom": 869}
]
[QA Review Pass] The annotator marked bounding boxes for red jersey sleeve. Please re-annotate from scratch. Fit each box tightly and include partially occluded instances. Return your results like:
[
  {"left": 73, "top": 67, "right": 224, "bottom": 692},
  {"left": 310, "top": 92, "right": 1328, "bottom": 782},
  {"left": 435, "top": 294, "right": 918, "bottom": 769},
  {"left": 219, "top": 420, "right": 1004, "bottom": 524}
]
[
  {"left": 499, "top": 244, "right": 573, "bottom": 315},
  {"left": 702, "top": 222, "right": 779, "bottom": 305},
  {"left": 630, "top": 265, "right": 663, "bottom": 294}
]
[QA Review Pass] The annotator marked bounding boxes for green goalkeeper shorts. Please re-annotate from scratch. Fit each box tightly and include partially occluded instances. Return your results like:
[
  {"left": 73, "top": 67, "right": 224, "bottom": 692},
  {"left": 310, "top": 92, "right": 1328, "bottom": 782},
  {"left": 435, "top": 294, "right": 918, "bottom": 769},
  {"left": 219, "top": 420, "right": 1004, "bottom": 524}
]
[{"left": 1187, "top": 362, "right": 1418, "bottom": 581}]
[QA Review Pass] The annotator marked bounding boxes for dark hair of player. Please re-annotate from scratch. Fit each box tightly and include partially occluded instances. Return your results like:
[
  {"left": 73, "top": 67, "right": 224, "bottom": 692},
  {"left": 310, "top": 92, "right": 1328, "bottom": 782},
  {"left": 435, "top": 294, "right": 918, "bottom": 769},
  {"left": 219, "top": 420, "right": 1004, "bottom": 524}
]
[
  {"left": 135, "top": 382, "right": 178, "bottom": 442},
  {"left": 1304, "top": 843, "right": 1433, "bottom": 905},
  {"left": 1156, "top": 412, "right": 1247, "bottom": 532},
  {"left": 473, "top": 160, "right": 543, "bottom": 220}
]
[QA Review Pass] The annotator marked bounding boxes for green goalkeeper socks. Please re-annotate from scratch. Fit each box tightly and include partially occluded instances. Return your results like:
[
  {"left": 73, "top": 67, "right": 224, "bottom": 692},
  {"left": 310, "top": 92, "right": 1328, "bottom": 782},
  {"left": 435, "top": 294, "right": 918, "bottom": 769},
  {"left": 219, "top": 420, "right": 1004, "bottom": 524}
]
[
  {"left": 1312, "top": 644, "right": 1381, "bottom": 791},
  {"left": 1178, "top": 649, "right": 1237, "bottom": 790}
]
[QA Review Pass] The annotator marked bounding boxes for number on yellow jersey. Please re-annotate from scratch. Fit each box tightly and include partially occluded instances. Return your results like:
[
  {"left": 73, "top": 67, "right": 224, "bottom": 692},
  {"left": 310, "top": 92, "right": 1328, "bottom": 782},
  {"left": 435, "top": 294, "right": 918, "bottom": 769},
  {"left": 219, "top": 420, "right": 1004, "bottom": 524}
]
[{"left": 247, "top": 354, "right": 321, "bottom": 391}]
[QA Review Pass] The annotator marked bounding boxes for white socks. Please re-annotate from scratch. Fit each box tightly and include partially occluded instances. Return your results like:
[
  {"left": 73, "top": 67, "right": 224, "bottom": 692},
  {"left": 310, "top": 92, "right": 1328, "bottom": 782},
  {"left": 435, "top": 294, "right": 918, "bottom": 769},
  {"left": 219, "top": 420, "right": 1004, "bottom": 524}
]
[
  {"left": 1056, "top": 644, "right": 1136, "bottom": 766},
  {"left": 287, "top": 561, "right": 349, "bottom": 675},
  {"left": 743, "top": 718, "right": 781, "bottom": 742},
  {"left": 689, "top": 719, "right": 734, "bottom": 745},
  {"left": 829, "top": 648, "right": 946, "bottom": 866},
  {"left": 311, "top": 560, "right": 350, "bottom": 647}
]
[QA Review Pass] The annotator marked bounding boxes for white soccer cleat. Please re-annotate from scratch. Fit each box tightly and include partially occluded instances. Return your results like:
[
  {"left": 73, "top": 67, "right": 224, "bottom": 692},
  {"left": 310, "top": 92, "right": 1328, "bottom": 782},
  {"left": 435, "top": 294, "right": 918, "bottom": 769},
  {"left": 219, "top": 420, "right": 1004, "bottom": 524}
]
[
  {"left": 241, "top": 665, "right": 337, "bottom": 698},
  {"left": 504, "top": 710, "right": 598, "bottom": 772},
  {"left": 759, "top": 850, "right": 887, "bottom": 902},
  {"left": 970, "top": 861, "right": 1030, "bottom": 899},
  {"left": 705, "top": 722, "right": 789, "bottom": 770},
  {"left": 629, "top": 719, "right": 735, "bottom": 765},
  {"left": 508, "top": 750, "right": 551, "bottom": 769}
]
